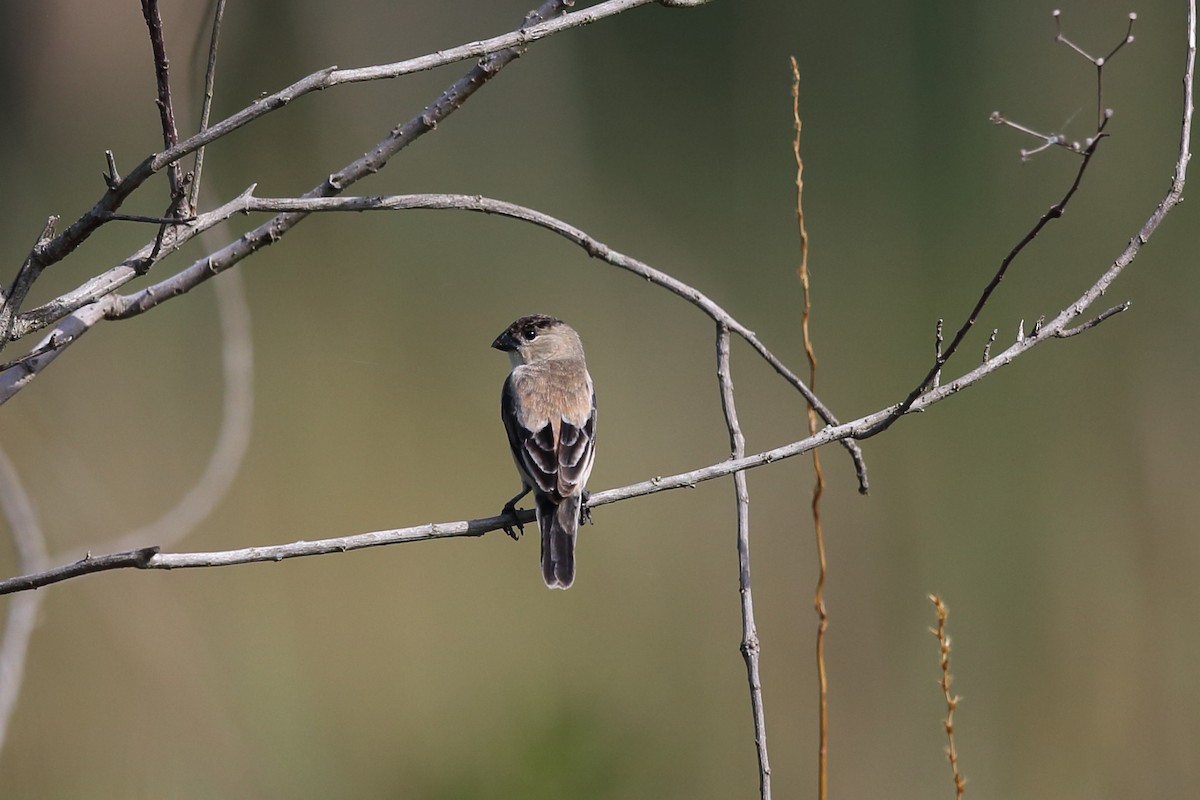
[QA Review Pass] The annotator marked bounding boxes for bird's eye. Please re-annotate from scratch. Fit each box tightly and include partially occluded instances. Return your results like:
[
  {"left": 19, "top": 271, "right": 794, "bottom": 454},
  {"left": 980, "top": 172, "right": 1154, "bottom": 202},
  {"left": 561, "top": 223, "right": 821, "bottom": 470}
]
[{"left": 524, "top": 326, "right": 538, "bottom": 340}]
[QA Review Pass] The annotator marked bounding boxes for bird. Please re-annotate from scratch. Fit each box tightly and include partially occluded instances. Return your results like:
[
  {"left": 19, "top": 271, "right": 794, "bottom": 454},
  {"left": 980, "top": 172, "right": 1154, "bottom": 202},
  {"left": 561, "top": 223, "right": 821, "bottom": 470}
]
[{"left": 492, "top": 314, "right": 596, "bottom": 589}]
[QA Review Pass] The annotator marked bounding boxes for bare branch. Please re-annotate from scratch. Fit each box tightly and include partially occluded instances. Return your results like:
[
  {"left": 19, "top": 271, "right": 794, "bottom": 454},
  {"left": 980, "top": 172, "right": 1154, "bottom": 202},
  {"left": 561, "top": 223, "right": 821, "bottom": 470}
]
[
  {"left": 11, "top": 0, "right": 686, "bottom": 295},
  {"left": 716, "top": 324, "right": 772, "bottom": 800},
  {"left": 188, "top": 0, "right": 228, "bottom": 213},
  {"left": 140, "top": 0, "right": 187, "bottom": 208},
  {"left": 859, "top": 126, "right": 1108, "bottom": 440},
  {"left": 990, "top": 12, "right": 1136, "bottom": 159},
  {"left": 981, "top": 328, "right": 997, "bottom": 363},
  {"left": 0, "top": 217, "right": 59, "bottom": 355},
  {"left": 11, "top": 187, "right": 258, "bottom": 339},
  {"left": 0, "top": 303, "right": 109, "bottom": 402},
  {"left": 106, "top": 2, "right": 574, "bottom": 321},
  {"left": 327, "top": 0, "right": 704, "bottom": 85},
  {"left": 0, "top": 546, "right": 160, "bottom": 594},
  {"left": 1055, "top": 9, "right": 1138, "bottom": 130},
  {"left": 0, "top": 0, "right": 589, "bottom": 388},
  {"left": 844, "top": 10, "right": 1161, "bottom": 438},
  {"left": 1054, "top": 302, "right": 1131, "bottom": 338},
  {"left": 858, "top": 9, "right": 1160, "bottom": 441}
]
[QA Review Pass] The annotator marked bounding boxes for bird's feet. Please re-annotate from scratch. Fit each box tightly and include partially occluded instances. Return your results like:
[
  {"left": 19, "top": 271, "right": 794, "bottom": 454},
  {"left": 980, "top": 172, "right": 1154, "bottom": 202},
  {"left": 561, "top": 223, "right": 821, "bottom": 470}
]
[
  {"left": 501, "top": 501, "right": 525, "bottom": 541},
  {"left": 579, "top": 490, "right": 593, "bottom": 526}
]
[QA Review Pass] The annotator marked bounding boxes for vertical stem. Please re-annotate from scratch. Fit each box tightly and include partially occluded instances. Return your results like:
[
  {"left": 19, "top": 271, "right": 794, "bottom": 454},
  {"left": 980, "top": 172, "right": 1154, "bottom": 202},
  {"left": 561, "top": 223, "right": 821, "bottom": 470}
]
[
  {"left": 140, "top": 0, "right": 186, "bottom": 210},
  {"left": 930, "top": 595, "right": 966, "bottom": 799},
  {"left": 791, "top": 56, "right": 828, "bottom": 800},
  {"left": 189, "top": 0, "right": 228, "bottom": 213},
  {"left": 716, "top": 324, "right": 771, "bottom": 800}
]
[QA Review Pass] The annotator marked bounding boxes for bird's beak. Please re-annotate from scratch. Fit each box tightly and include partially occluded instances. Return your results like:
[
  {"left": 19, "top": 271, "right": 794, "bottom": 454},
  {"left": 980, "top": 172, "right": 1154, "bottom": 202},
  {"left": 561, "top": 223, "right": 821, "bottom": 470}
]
[{"left": 491, "top": 330, "right": 518, "bottom": 352}]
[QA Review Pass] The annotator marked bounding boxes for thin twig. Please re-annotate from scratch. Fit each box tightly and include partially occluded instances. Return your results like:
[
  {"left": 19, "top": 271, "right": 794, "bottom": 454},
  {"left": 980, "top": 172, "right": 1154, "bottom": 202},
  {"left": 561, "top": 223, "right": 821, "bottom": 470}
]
[
  {"left": 1054, "top": 10, "right": 1137, "bottom": 130},
  {"left": 858, "top": 124, "right": 1108, "bottom": 439},
  {"left": 862, "top": 11, "right": 1142, "bottom": 439},
  {"left": 98, "top": 213, "right": 198, "bottom": 225},
  {"left": 1054, "top": 302, "right": 1131, "bottom": 338},
  {"left": 140, "top": 0, "right": 187, "bottom": 211},
  {"left": 791, "top": 56, "right": 829, "bottom": 800},
  {"left": 716, "top": 324, "right": 771, "bottom": 800},
  {"left": 933, "top": 319, "right": 945, "bottom": 387},
  {"left": 188, "top": 0, "right": 227, "bottom": 213},
  {"left": 981, "top": 328, "right": 997, "bottom": 363},
  {"left": 991, "top": 12, "right": 1136, "bottom": 159},
  {"left": 930, "top": 595, "right": 967, "bottom": 799}
]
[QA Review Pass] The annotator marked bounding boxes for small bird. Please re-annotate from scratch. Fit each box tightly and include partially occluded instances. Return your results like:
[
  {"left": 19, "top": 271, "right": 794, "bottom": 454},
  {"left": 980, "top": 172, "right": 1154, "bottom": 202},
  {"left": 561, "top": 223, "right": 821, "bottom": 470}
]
[{"left": 492, "top": 315, "right": 596, "bottom": 589}]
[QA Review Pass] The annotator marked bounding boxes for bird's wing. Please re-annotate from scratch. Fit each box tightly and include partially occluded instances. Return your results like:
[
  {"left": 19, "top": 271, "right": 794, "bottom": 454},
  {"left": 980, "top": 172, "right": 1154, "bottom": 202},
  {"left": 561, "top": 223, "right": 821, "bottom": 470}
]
[
  {"left": 501, "top": 371, "right": 559, "bottom": 496},
  {"left": 556, "top": 389, "right": 596, "bottom": 499}
]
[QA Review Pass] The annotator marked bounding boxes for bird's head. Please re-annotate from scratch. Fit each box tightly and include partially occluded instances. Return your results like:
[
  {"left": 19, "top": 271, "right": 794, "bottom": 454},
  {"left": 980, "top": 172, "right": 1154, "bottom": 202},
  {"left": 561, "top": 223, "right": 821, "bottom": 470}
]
[{"left": 492, "top": 314, "right": 583, "bottom": 366}]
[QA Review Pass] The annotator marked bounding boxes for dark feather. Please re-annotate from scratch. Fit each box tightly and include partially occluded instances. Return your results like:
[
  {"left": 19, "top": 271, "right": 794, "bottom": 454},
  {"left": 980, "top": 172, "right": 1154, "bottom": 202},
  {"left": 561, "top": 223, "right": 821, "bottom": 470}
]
[{"left": 539, "top": 493, "right": 578, "bottom": 589}]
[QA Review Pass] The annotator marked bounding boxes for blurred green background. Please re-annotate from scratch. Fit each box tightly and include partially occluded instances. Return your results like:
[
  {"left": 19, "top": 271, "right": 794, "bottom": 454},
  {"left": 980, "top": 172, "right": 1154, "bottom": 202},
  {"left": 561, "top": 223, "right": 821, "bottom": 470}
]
[{"left": 1, "top": 0, "right": 1197, "bottom": 797}]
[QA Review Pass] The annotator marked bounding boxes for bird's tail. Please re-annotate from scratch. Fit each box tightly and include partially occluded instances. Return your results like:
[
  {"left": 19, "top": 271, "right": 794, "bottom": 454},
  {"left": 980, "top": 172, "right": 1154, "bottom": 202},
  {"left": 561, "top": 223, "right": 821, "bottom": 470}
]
[{"left": 537, "top": 494, "right": 579, "bottom": 589}]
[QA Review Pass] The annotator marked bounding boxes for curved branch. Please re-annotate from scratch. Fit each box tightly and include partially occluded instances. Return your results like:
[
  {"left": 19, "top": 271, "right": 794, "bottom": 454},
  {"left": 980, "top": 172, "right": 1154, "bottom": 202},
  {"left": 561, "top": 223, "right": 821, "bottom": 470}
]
[
  {"left": 2, "top": 190, "right": 872, "bottom": 491},
  {"left": 131, "top": 192, "right": 873, "bottom": 490},
  {"left": 0, "top": 446, "right": 49, "bottom": 752}
]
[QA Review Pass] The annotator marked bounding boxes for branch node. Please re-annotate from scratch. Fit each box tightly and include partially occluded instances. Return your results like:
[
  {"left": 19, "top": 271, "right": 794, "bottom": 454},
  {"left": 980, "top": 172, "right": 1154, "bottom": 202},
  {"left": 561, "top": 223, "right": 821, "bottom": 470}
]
[
  {"left": 933, "top": 318, "right": 944, "bottom": 388},
  {"left": 34, "top": 216, "right": 59, "bottom": 254},
  {"left": 982, "top": 329, "right": 997, "bottom": 363},
  {"left": 103, "top": 150, "right": 121, "bottom": 189},
  {"left": 133, "top": 546, "right": 161, "bottom": 567}
]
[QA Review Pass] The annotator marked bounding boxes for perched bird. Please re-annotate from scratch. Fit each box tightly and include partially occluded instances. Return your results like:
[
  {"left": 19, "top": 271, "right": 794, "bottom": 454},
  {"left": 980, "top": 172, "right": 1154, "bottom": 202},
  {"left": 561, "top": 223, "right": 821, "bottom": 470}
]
[{"left": 492, "top": 315, "right": 596, "bottom": 589}]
